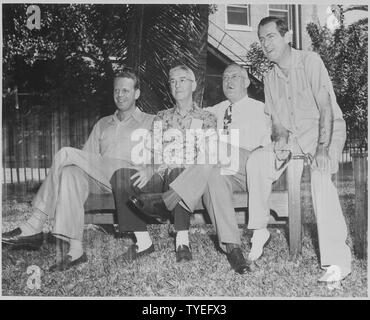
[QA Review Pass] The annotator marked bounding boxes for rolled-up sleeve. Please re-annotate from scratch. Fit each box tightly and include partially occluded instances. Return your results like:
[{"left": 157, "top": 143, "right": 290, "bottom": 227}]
[{"left": 305, "top": 53, "right": 332, "bottom": 102}]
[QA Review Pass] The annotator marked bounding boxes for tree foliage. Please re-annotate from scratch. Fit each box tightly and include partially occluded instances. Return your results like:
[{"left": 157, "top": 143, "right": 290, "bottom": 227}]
[
  {"left": 3, "top": 4, "right": 211, "bottom": 120},
  {"left": 124, "top": 4, "right": 210, "bottom": 113},
  {"left": 245, "top": 42, "right": 273, "bottom": 81},
  {"left": 306, "top": 6, "right": 368, "bottom": 142}
]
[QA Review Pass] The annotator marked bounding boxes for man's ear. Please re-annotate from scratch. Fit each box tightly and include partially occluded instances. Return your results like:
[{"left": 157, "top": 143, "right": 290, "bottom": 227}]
[
  {"left": 135, "top": 88, "right": 141, "bottom": 100},
  {"left": 192, "top": 80, "right": 197, "bottom": 92},
  {"left": 284, "top": 30, "right": 293, "bottom": 44},
  {"left": 244, "top": 77, "right": 251, "bottom": 89}
]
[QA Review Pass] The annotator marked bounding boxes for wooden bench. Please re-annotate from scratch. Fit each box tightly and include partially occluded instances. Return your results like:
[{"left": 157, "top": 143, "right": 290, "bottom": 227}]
[{"left": 84, "top": 159, "right": 305, "bottom": 257}]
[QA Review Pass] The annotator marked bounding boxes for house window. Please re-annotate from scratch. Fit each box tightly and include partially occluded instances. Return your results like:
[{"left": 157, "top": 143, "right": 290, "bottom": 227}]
[
  {"left": 226, "top": 5, "right": 251, "bottom": 31},
  {"left": 269, "top": 4, "right": 292, "bottom": 29},
  {"left": 268, "top": 4, "right": 302, "bottom": 49}
]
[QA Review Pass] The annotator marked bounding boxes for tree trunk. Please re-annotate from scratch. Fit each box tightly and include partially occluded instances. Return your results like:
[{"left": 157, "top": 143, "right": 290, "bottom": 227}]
[
  {"left": 193, "top": 5, "right": 209, "bottom": 108},
  {"left": 127, "top": 4, "right": 145, "bottom": 73}
]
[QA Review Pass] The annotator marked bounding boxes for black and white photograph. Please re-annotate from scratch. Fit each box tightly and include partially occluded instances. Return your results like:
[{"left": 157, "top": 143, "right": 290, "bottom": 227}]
[{"left": 1, "top": 1, "right": 368, "bottom": 300}]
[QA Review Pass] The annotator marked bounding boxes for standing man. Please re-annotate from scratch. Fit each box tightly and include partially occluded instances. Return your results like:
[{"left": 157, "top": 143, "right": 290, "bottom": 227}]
[
  {"left": 247, "top": 16, "right": 351, "bottom": 281},
  {"left": 2, "top": 71, "right": 155, "bottom": 272},
  {"left": 111, "top": 65, "right": 217, "bottom": 263},
  {"left": 132, "top": 64, "right": 271, "bottom": 274}
]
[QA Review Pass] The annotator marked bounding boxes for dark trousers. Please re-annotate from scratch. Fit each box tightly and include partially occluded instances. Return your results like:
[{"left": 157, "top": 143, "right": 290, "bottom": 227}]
[{"left": 110, "top": 167, "right": 190, "bottom": 233}]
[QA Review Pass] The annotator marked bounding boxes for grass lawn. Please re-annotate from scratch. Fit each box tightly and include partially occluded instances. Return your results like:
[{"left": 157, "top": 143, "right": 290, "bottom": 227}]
[{"left": 1, "top": 164, "right": 368, "bottom": 297}]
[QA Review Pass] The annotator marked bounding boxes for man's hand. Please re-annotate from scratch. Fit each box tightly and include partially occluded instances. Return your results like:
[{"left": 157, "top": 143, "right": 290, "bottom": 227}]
[
  {"left": 274, "top": 138, "right": 291, "bottom": 161},
  {"left": 130, "top": 166, "right": 155, "bottom": 189},
  {"left": 312, "top": 145, "right": 330, "bottom": 172}
]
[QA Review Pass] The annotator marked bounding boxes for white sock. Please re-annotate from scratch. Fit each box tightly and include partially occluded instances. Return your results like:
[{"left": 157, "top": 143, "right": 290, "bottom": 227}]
[
  {"left": 68, "top": 239, "right": 83, "bottom": 261},
  {"left": 134, "top": 231, "right": 152, "bottom": 252},
  {"left": 248, "top": 228, "right": 270, "bottom": 261},
  {"left": 176, "top": 230, "right": 189, "bottom": 248},
  {"left": 20, "top": 209, "right": 47, "bottom": 236}
]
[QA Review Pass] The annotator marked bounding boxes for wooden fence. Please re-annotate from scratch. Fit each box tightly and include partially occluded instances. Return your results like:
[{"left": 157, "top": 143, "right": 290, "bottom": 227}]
[
  {"left": 1, "top": 106, "right": 367, "bottom": 186},
  {"left": 2, "top": 108, "right": 98, "bottom": 186}
]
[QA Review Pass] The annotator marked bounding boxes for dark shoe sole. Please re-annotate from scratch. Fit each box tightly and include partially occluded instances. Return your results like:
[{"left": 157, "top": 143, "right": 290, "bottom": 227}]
[
  {"left": 115, "top": 244, "right": 155, "bottom": 264},
  {"left": 227, "top": 247, "right": 250, "bottom": 274},
  {"left": 49, "top": 253, "right": 88, "bottom": 272},
  {"left": 176, "top": 245, "right": 192, "bottom": 262},
  {"left": 2, "top": 238, "right": 43, "bottom": 251},
  {"left": 234, "top": 263, "right": 250, "bottom": 274}
]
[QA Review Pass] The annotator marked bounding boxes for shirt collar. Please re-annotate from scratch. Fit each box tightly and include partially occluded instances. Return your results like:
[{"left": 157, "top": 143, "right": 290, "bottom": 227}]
[
  {"left": 228, "top": 93, "right": 250, "bottom": 107},
  {"left": 174, "top": 102, "right": 198, "bottom": 117},
  {"left": 110, "top": 107, "right": 145, "bottom": 124},
  {"left": 274, "top": 48, "right": 304, "bottom": 79}
]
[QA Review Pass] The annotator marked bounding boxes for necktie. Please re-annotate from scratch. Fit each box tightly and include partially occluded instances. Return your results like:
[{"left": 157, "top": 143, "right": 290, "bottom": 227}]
[{"left": 223, "top": 103, "right": 233, "bottom": 134}]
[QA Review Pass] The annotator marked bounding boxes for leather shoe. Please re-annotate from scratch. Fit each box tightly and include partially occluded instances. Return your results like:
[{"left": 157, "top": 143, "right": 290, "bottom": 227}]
[
  {"left": 227, "top": 247, "right": 250, "bottom": 274},
  {"left": 129, "top": 194, "right": 171, "bottom": 223},
  {"left": 2, "top": 227, "right": 43, "bottom": 250},
  {"left": 115, "top": 244, "right": 155, "bottom": 264},
  {"left": 49, "top": 253, "right": 88, "bottom": 272},
  {"left": 176, "top": 245, "right": 192, "bottom": 262}
]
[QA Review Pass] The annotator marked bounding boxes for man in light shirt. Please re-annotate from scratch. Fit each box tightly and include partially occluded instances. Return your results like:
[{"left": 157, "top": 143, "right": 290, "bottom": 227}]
[
  {"left": 248, "top": 16, "right": 351, "bottom": 282},
  {"left": 2, "top": 71, "right": 155, "bottom": 271},
  {"left": 132, "top": 63, "right": 271, "bottom": 274}
]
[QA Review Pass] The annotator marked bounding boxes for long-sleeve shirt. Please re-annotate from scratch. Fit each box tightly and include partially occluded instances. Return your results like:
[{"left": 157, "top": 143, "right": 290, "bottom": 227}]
[
  {"left": 263, "top": 48, "right": 346, "bottom": 155},
  {"left": 83, "top": 108, "right": 155, "bottom": 161}
]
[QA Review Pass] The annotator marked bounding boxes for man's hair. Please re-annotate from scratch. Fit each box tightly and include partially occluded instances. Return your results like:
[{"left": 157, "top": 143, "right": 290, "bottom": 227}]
[
  {"left": 114, "top": 70, "right": 140, "bottom": 90},
  {"left": 224, "top": 63, "right": 249, "bottom": 80},
  {"left": 258, "top": 16, "right": 289, "bottom": 37},
  {"left": 169, "top": 65, "right": 196, "bottom": 82}
]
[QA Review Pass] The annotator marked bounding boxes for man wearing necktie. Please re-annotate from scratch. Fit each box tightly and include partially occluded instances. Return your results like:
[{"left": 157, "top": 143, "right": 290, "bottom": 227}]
[
  {"left": 131, "top": 63, "right": 271, "bottom": 274},
  {"left": 223, "top": 103, "right": 233, "bottom": 134}
]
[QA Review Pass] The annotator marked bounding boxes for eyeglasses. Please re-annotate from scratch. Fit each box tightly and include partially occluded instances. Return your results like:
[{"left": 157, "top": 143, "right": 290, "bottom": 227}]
[
  {"left": 169, "top": 77, "right": 193, "bottom": 86},
  {"left": 222, "top": 75, "right": 243, "bottom": 82}
]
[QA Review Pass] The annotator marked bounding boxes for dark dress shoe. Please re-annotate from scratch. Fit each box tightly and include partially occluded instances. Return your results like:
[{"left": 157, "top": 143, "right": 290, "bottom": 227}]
[
  {"left": 2, "top": 227, "right": 43, "bottom": 250},
  {"left": 129, "top": 194, "right": 171, "bottom": 223},
  {"left": 176, "top": 245, "right": 192, "bottom": 262},
  {"left": 49, "top": 253, "right": 88, "bottom": 272},
  {"left": 227, "top": 247, "right": 250, "bottom": 274},
  {"left": 115, "top": 244, "right": 155, "bottom": 264}
]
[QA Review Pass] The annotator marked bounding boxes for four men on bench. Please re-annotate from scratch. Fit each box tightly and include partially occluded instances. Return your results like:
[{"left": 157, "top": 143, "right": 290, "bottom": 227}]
[{"left": 3, "top": 16, "right": 352, "bottom": 282}]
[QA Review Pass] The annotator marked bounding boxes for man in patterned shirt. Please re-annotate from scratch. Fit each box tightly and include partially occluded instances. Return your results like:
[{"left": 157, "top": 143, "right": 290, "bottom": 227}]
[{"left": 111, "top": 65, "right": 217, "bottom": 263}]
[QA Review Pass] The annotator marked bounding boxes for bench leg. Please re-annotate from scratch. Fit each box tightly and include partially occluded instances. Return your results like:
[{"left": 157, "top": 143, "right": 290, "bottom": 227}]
[
  {"left": 353, "top": 154, "right": 368, "bottom": 259},
  {"left": 287, "top": 159, "right": 304, "bottom": 259}
]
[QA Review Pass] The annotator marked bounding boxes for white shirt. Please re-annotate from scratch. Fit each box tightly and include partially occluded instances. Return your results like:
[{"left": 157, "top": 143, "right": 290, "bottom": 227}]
[{"left": 205, "top": 94, "right": 271, "bottom": 151}]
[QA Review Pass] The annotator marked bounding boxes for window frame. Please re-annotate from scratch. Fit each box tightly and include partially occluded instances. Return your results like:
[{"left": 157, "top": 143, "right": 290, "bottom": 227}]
[
  {"left": 225, "top": 4, "right": 252, "bottom": 32},
  {"left": 267, "top": 4, "right": 302, "bottom": 49},
  {"left": 268, "top": 4, "right": 293, "bottom": 30}
]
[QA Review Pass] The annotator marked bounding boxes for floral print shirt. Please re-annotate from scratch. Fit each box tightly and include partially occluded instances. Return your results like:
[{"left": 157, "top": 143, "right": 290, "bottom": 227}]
[{"left": 146, "top": 102, "right": 217, "bottom": 176}]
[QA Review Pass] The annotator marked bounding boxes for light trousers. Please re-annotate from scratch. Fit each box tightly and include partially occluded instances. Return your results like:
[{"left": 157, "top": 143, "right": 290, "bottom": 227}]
[
  {"left": 170, "top": 149, "right": 250, "bottom": 252},
  {"left": 32, "top": 147, "right": 134, "bottom": 241},
  {"left": 246, "top": 141, "right": 351, "bottom": 275}
]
